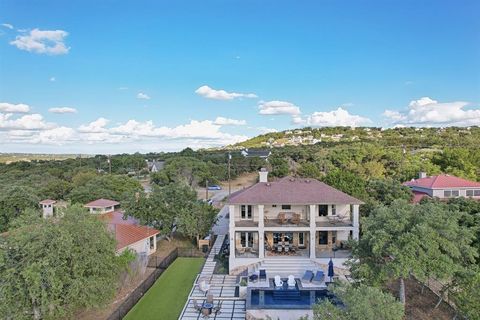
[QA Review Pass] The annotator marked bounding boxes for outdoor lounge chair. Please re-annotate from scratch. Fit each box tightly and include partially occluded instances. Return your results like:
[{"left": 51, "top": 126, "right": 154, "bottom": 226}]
[
  {"left": 302, "top": 270, "right": 314, "bottom": 282},
  {"left": 312, "top": 270, "right": 325, "bottom": 284},
  {"left": 291, "top": 213, "right": 300, "bottom": 225},
  {"left": 274, "top": 275, "right": 283, "bottom": 287},
  {"left": 287, "top": 275, "right": 296, "bottom": 287},
  {"left": 259, "top": 269, "right": 267, "bottom": 281},
  {"left": 278, "top": 213, "right": 287, "bottom": 224}
]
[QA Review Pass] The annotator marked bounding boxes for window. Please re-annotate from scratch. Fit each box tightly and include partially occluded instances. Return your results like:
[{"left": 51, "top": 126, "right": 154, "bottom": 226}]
[
  {"left": 475, "top": 190, "right": 480, "bottom": 196},
  {"left": 281, "top": 204, "right": 291, "bottom": 210},
  {"left": 241, "top": 205, "right": 252, "bottom": 219},
  {"left": 240, "top": 232, "right": 254, "bottom": 247},
  {"left": 149, "top": 236, "right": 155, "bottom": 250},
  {"left": 467, "top": 190, "right": 474, "bottom": 197},
  {"left": 318, "top": 205, "right": 328, "bottom": 216},
  {"left": 298, "top": 232, "right": 305, "bottom": 247},
  {"left": 444, "top": 190, "right": 459, "bottom": 198},
  {"left": 318, "top": 231, "right": 328, "bottom": 245},
  {"left": 331, "top": 205, "right": 336, "bottom": 216},
  {"left": 272, "top": 205, "right": 277, "bottom": 207}
]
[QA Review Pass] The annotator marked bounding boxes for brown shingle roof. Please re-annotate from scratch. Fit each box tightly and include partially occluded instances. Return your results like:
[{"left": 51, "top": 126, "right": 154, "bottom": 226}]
[
  {"left": 108, "top": 224, "right": 159, "bottom": 251},
  {"left": 229, "top": 176, "right": 363, "bottom": 205},
  {"left": 403, "top": 174, "right": 480, "bottom": 189},
  {"left": 84, "top": 198, "right": 120, "bottom": 208}
]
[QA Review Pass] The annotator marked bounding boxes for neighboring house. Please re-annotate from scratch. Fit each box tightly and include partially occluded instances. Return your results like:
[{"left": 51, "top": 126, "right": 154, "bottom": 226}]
[
  {"left": 403, "top": 172, "right": 480, "bottom": 203},
  {"left": 85, "top": 198, "right": 160, "bottom": 255},
  {"left": 84, "top": 198, "right": 119, "bottom": 214},
  {"left": 228, "top": 169, "right": 362, "bottom": 275},
  {"left": 39, "top": 199, "right": 56, "bottom": 218},
  {"left": 146, "top": 160, "right": 165, "bottom": 173},
  {"left": 240, "top": 148, "right": 271, "bottom": 159}
]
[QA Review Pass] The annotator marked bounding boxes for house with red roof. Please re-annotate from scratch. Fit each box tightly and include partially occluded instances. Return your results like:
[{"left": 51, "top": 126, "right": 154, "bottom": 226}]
[
  {"left": 403, "top": 172, "right": 480, "bottom": 203},
  {"left": 84, "top": 199, "right": 159, "bottom": 255},
  {"left": 228, "top": 169, "right": 363, "bottom": 275}
]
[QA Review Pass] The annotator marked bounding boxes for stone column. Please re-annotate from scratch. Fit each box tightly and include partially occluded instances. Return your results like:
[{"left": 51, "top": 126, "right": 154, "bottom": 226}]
[
  {"left": 309, "top": 204, "right": 316, "bottom": 259},
  {"left": 229, "top": 205, "right": 235, "bottom": 258},
  {"left": 258, "top": 205, "right": 265, "bottom": 258},
  {"left": 352, "top": 204, "right": 359, "bottom": 240}
]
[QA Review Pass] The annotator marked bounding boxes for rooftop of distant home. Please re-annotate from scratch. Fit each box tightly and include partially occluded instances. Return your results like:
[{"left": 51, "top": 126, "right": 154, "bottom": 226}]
[
  {"left": 39, "top": 199, "right": 56, "bottom": 205},
  {"left": 84, "top": 198, "right": 120, "bottom": 208},
  {"left": 403, "top": 173, "right": 480, "bottom": 189},
  {"left": 229, "top": 171, "right": 363, "bottom": 205}
]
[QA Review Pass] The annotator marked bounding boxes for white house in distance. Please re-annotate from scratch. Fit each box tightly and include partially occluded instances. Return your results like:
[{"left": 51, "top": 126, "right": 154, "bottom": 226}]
[
  {"left": 84, "top": 198, "right": 160, "bottom": 256},
  {"left": 39, "top": 199, "right": 56, "bottom": 218},
  {"left": 403, "top": 172, "right": 480, "bottom": 203},
  {"left": 228, "top": 169, "right": 362, "bottom": 276}
]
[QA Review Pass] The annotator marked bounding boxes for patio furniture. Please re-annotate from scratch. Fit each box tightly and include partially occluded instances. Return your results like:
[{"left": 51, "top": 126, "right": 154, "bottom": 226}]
[
  {"left": 193, "top": 299, "right": 202, "bottom": 312},
  {"left": 278, "top": 213, "right": 287, "bottom": 224},
  {"left": 259, "top": 269, "right": 267, "bottom": 281},
  {"left": 291, "top": 213, "right": 300, "bottom": 225},
  {"left": 237, "top": 247, "right": 245, "bottom": 254},
  {"left": 287, "top": 275, "right": 296, "bottom": 287},
  {"left": 213, "top": 300, "right": 222, "bottom": 315},
  {"left": 276, "top": 245, "right": 283, "bottom": 253},
  {"left": 312, "top": 270, "right": 325, "bottom": 284},
  {"left": 206, "top": 294, "right": 214, "bottom": 304},
  {"left": 199, "top": 280, "right": 210, "bottom": 293},
  {"left": 302, "top": 270, "right": 314, "bottom": 282},
  {"left": 274, "top": 275, "right": 283, "bottom": 287},
  {"left": 250, "top": 247, "right": 257, "bottom": 255},
  {"left": 284, "top": 245, "right": 290, "bottom": 253}
]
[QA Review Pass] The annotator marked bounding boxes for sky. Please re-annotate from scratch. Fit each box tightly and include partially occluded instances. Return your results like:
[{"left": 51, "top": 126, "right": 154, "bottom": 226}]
[{"left": 0, "top": 0, "right": 479, "bottom": 154}]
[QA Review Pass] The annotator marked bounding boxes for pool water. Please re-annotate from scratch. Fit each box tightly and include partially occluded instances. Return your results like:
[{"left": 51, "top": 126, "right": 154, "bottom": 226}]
[{"left": 249, "top": 288, "right": 338, "bottom": 309}]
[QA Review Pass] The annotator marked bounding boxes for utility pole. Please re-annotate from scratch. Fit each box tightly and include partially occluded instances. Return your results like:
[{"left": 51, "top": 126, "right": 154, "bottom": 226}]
[
  {"left": 228, "top": 152, "right": 231, "bottom": 199},
  {"left": 205, "top": 179, "right": 209, "bottom": 200}
]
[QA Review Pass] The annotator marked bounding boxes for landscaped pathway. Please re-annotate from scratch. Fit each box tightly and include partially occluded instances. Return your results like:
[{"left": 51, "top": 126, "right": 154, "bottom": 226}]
[{"left": 179, "top": 206, "right": 246, "bottom": 320}]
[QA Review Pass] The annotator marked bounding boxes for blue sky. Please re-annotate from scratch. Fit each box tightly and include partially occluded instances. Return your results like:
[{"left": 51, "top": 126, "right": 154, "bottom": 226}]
[{"left": 1, "top": 0, "right": 479, "bottom": 153}]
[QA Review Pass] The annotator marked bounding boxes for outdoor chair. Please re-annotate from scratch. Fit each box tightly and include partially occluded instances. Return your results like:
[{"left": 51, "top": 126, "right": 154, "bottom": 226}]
[
  {"left": 287, "top": 275, "right": 296, "bottom": 287},
  {"left": 193, "top": 299, "right": 202, "bottom": 312},
  {"left": 206, "top": 294, "right": 214, "bottom": 304},
  {"left": 276, "top": 245, "right": 282, "bottom": 253},
  {"left": 278, "top": 213, "right": 287, "bottom": 224},
  {"left": 274, "top": 275, "right": 283, "bottom": 287},
  {"left": 312, "top": 270, "right": 325, "bottom": 284},
  {"left": 284, "top": 246, "right": 290, "bottom": 253},
  {"left": 213, "top": 300, "right": 222, "bottom": 315},
  {"left": 199, "top": 280, "right": 210, "bottom": 293},
  {"left": 259, "top": 269, "right": 267, "bottom": 281},
  {"left": 302, "top": 270, "right": 314, "bottom": 282}
]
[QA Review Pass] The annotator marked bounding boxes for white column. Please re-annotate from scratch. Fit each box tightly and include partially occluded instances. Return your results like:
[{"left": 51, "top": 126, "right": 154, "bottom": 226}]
[
  {"left": 309, "top": 204, "right": 316, "bottom": 259},
  {"left": 229, "top": 205, "right": 235, "bottom": 258},
  {"left": 258, "top": 205, "right": 265, "bottom": 258},
  {"left": 352, "top": 204, "right": 359, "bottom": 240}
]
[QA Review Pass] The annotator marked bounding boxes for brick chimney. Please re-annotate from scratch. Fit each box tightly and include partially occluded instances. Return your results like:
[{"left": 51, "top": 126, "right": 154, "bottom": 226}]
[{"left": 419, "top": 172, "right": 427, "bottom": 179}]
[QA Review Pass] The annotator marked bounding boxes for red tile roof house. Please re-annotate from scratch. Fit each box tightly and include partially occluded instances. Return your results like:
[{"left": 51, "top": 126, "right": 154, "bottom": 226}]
[
  {"left": 228, "top": 169, "right": 363, "bottom": 277},
  {"left": 403, "top": 172, "right": 480, "bottom": 203},
  {"left": 84, "top": 199, "right": 160, "bottom": 255}
]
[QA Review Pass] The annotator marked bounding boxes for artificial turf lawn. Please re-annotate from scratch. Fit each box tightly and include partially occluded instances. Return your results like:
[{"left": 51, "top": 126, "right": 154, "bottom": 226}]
[{"left": 124, "top": 257, "right": 205, "bottom": 320}]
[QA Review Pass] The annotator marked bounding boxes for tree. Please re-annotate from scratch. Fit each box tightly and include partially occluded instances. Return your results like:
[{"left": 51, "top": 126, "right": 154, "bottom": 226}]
[
  {"left": 176, "top": 201, "right": 218, "bottom": 244},
  {"left": 0, "top": 185, "right": 39, "bottom": 232},
  {"left": 450, "top": 268, "right": 480, "bottom": 319},
  {"left": 312, "top": 283, "right": 404, "bottom": 320},
  {"left": 349, "top": 200, "right": 477, "bottom": 305},
  {"left": 122, "top": 183, "right": 198, "bottom": 239},
  {"left": 297, "top": 162, "right": 323, "bottom": 179},
  {"left": 366, "top": 179, "right": 412, "bottom": 205},
  {"left": 0, "top": 206, "right": 121, "bottom": 319},
  {"left": 322, "top": 169, "right": 368, "bottom": 200}
]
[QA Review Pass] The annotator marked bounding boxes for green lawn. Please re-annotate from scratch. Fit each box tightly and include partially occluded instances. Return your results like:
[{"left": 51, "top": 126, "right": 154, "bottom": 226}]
[{"left": 125, "top": 257, "right": 205, "bottom": 320}]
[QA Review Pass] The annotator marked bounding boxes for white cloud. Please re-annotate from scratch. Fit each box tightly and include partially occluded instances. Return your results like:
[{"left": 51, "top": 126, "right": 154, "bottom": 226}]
[
  {"left": 213, "top": 117, "right": 246, "bottom": 126},
  {"left": 30, "top": 127, "right": 76, "bottom": 144},
  {"left": 118, "top": 87, "right": 128, "bottom": 90},
  {"left": 50, "top": 77, "right": 56, "bottom": 82},
  {"left": 0, "top": 113, "right": 54, "bottom": 130},
  {"left": 195, "top": 85, "right": 257, "bottom": 100},
  {"left": 137, "top": 92, "right": 150, "bottom": 100},
  {"left": 0, "top": 102, "right": 30, "bottom": 113},
  {"left": 48, "top": 107, "right": 77, "bottom": 114},
  {"left": 78, "top": 117, "right": 109, "bottom": 133},
  {"left": 258, "top": 100, "right": 301, "bottom": 116},
  {"left": 1, "top": 23, "right": 13, "bottom": 30},
  {"left": 383, "top": 97, "right": 480, "bottom": 127},
  {"left": 10, "top": 28, "right": 70, "bottom": 55},
  {"left": 296, "top": 107, "right": 371, "bottom": 128},
  {"left": 258, "top": 127, "right": 278, "bottom": 134}
]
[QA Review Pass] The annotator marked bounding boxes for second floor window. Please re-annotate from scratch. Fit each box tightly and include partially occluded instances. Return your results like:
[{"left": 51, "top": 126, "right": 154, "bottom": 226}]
[
  {"left": 241, "top": 205, "right": 252, "bottom": 219},
  {"left": 281, "top": 204, "right": 291, "bottom": 210},
  {"left": 331, "top": 205, "right": 336, "bottom": 215},
  {"left": 318, "top": 205, "right": 328, "bottom": 216}
]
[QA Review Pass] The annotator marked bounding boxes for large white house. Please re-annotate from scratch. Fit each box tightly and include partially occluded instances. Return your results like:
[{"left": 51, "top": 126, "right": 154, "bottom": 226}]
[{"left": 228, "top": 169, "right": 362, "bottom": 275}]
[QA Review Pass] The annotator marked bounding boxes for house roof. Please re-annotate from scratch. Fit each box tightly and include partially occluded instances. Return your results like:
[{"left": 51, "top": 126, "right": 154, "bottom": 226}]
[
  {"left": 412, "top": 191, "right": 431, "bottom": 204},
  {"left": 84, "top": 198, "right": 120, "bottom": 208},
  {"left": 229, "top": 176, "right": 363, "bottom": 205},
  {"left": 39, "top": 199, "right": 56, "bottom": 205},
  {"left": 242, "top": 149, "right": 271, "bottom": 158},
  {"left": 108, "top": 223, "right": 159, "bottom": 251},
  {"left": 403, "top": 174, "right": 480, "bottom": 189},
  {"left": 100, "top": 211, "right": 158, "bottom": 251}
]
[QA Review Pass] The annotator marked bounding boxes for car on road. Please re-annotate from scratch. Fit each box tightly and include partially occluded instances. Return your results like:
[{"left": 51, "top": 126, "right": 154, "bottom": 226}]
[{"left": 207, "top": 185, "right": 222, "bottom": 190}]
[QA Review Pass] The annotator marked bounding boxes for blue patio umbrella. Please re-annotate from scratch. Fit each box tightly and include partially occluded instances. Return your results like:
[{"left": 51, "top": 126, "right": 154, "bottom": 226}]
[{"left": 328, "top": 258, "right": 335, "bottom": 282}]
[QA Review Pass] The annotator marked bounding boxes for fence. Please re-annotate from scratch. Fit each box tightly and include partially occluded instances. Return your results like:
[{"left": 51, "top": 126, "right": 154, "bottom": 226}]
[{"left": 106, "top": 246, "right": 208, "bottom": 320}]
